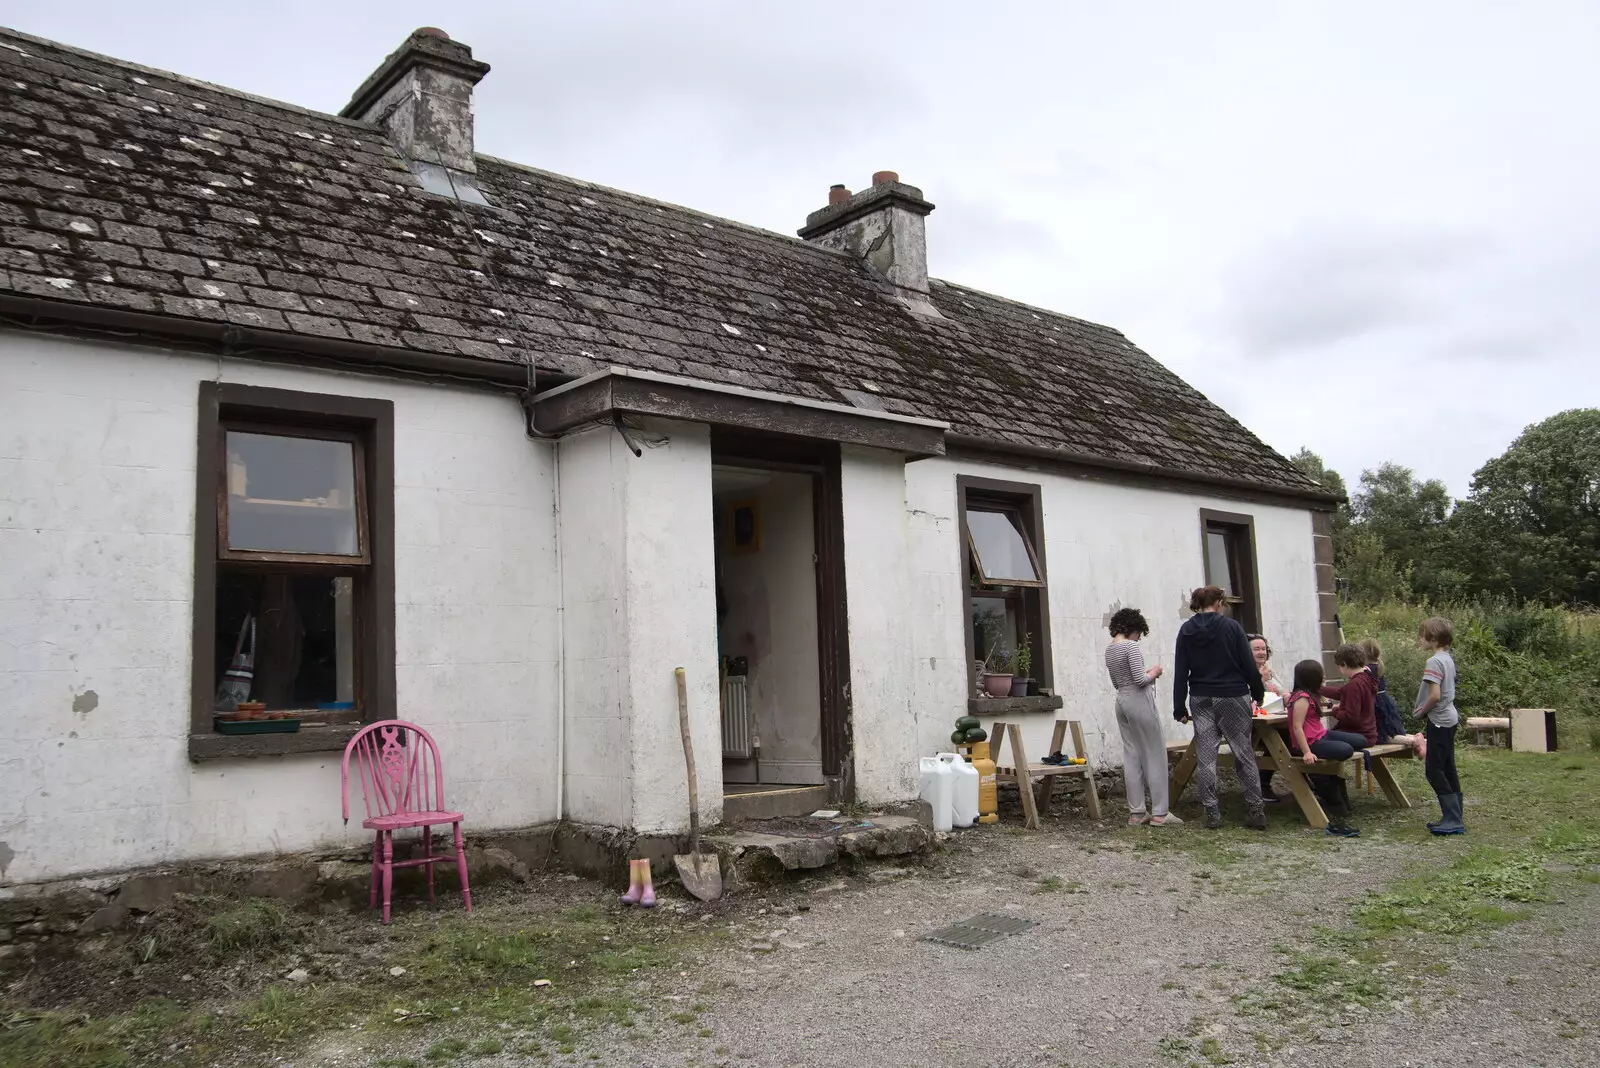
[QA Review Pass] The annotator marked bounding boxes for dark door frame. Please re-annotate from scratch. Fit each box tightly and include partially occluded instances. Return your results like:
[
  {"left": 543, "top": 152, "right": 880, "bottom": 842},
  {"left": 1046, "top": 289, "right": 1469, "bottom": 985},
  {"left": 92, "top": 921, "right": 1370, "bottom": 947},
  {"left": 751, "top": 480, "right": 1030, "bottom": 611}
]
[{"left": 710, "top": 429, "right": 853, "bottom": 797}]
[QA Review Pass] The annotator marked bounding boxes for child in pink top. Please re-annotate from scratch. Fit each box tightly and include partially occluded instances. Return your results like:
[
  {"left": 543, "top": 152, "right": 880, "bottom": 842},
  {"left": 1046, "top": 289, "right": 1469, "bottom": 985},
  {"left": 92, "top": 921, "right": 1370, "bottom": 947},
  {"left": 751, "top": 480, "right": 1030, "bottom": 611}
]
[{"left": 1286, "top": 659, "right": 1360, "bottom": 838}]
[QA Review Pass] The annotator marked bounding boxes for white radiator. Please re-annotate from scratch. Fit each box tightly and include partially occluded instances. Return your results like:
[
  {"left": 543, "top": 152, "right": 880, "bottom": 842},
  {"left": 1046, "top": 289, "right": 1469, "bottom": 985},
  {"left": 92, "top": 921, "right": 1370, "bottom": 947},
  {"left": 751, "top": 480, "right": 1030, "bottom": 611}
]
[{"left": 721, "top": 675, "right": 753, "bottom": 759}]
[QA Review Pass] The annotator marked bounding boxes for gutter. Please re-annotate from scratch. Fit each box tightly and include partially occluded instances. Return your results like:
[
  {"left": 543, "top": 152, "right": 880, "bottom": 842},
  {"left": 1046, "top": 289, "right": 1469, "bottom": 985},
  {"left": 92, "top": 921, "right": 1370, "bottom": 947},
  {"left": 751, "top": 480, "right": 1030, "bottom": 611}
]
[
  {"left": 0, "top": 294, "right": 537, "bottom": 390},
  {"left": 944, "top": 433, "right": 1346, "bottom": 508}
]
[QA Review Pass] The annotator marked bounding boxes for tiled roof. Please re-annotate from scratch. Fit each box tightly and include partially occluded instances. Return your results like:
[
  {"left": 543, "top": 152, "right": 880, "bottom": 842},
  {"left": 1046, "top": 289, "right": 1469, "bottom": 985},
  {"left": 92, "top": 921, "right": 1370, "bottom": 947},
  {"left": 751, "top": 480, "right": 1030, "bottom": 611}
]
[{"left": 0, "top": 29, "right": 1320, "bottom": 496}]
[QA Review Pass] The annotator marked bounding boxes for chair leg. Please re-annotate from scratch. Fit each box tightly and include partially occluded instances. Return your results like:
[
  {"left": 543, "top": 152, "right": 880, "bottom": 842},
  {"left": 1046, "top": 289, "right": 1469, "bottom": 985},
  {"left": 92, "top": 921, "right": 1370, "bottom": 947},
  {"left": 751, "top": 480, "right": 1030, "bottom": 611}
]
[
  {"left": 381, "top": 830, "right": 395, "bottom": 925},
  {"left": 369, "top": 832, "right": 381, "bottom": 912},
  {"left": 424, "top": 826, "right": 436, "bottom": 904},
  {"left": 453, "top": 821, "right": 472, "bottom": 913}
]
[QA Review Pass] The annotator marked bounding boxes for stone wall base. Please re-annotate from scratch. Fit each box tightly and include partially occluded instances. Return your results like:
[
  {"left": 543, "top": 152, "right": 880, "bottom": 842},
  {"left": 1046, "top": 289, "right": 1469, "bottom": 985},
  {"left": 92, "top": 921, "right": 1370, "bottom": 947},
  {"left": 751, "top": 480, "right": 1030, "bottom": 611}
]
[{"left": 0, "top": 821, "right": 688, "bottom": 953}]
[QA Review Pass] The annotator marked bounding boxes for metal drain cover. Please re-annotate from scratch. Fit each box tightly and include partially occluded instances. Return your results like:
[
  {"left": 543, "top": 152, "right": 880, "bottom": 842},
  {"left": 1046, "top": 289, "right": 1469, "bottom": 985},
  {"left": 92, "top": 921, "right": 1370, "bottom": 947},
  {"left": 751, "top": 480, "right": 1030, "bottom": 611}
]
[{"left": 921, "top": 912, "right": 1037, "bottom": 950}]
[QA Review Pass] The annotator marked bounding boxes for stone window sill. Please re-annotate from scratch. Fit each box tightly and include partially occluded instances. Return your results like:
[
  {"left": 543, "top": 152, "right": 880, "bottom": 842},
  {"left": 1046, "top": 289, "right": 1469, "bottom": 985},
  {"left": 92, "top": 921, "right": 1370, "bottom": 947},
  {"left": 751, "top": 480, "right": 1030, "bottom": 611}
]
[
  {"left": 967, "top": 695, "right": 1064, "bottom": 716},
  {"left": 189, "top": 723, "right": 364, "bottom": 762}
]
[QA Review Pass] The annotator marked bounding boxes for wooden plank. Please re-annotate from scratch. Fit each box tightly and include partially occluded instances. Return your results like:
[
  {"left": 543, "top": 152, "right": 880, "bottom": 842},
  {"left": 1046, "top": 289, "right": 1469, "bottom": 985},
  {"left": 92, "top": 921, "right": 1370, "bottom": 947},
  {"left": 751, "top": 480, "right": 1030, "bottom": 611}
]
[
  {"left": 1369, "top": 757, "right": 1412, "bottom": 809},
  {"left": 1009, "top": 723, "right": 1040, "bottom": 830},
  {"left": 1049, "top": 719, "right": 1069, "bottom": 757},
  {"left": 1258, "top": 721, "right": 1328, "bottom": 830},
  {"left": 1169, "top": 740, "right": 1198, "bottom": 804},
  {"left": 1068, "top": 720, "right": 1089, "bottom": 762}
]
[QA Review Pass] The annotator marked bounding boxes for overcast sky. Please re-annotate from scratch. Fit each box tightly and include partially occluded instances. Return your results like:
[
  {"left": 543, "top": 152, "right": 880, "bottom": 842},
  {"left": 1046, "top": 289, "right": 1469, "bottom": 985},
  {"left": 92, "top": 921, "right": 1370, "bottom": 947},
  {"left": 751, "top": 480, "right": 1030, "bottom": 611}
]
[{"left": 12, "top": 2, "right": 1598, "bottom": 496}]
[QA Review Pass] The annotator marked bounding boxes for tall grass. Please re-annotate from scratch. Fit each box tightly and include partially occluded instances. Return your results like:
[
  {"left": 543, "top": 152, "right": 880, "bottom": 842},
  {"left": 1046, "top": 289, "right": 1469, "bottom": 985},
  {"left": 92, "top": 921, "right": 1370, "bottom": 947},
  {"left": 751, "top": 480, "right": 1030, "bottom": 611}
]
[{"left": 1341, "top": 600, "right": 1600, "bottom": 719}]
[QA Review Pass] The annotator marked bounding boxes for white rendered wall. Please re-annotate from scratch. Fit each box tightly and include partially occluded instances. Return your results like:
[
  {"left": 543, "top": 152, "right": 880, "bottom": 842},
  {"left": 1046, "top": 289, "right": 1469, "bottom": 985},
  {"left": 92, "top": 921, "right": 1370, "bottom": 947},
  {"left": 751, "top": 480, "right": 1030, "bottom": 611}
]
[
  {"left": 841, "top": 450, "right": 1320, "bottom": 799},
  {"left": 0, "top": 333, "right": 560, "bottom": 885},
  {"left": 839, "top": 446, "right": 918, "bottom": 803},
  {"left": 556, "top": 421, "right": 722, "bottom": 834},
  {"left": 903, "top": 457, "right": 1321, "bottom": 772},
  {"left": 715, "top": 472, "right": 822, "bottom": 784}
]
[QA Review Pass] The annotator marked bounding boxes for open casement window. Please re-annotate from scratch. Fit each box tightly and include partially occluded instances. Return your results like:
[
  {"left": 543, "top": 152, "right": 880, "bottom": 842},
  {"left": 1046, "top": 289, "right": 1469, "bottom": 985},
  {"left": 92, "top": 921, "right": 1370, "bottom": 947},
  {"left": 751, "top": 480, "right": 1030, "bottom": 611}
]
[
  {"left": 191, "top": 383, "right": 395, "bottom": 756},
  {"left": 1201, "top": 510, "right": 1261, "bottom": 634},
  {"left": 958, "top": 477, "right": 1052, "bottom": 690}
]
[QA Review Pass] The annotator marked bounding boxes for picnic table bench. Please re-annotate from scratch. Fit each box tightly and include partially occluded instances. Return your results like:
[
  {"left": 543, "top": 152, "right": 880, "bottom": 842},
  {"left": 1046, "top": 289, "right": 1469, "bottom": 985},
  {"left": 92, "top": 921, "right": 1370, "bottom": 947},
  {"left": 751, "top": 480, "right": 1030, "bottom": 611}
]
[{"left": 1167, "top": 713, "right": 1414, "bottom": 830}]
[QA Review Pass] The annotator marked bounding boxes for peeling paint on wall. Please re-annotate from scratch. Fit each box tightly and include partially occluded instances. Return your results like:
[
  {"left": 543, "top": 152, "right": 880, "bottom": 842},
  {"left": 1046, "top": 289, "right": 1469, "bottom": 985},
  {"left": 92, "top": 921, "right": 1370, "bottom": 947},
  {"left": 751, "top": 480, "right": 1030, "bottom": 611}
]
[
  {"left": 71, "top": 690, "right": 99, "bottom": 714},
  {"left": 0, "top": 841, "right": 14, "bottom": 879}
]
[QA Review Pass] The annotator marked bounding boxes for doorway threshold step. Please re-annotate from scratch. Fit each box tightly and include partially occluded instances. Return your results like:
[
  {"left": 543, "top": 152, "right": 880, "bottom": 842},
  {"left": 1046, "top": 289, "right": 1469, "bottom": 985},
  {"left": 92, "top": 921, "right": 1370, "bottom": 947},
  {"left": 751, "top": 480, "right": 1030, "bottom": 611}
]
[{"left": 722, "top": 785, "right": 830, "bottom": 823}]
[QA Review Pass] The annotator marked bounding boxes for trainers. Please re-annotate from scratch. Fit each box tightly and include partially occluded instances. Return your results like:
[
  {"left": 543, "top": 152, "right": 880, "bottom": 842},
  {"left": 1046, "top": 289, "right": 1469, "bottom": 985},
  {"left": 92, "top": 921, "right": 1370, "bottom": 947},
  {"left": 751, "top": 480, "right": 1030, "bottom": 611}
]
[
  {"left": 1204, "top": 807, "right": 1223, "bottom": 830},
  {"left": 1262, "top": 794, "right": 1282, "bottom": 804},
  {"left": 1326, "top": 824, "right": 1361, "bottom": 838},
  {"left": 1244, "top": 809, "right": 1268, "bottom": 831}
]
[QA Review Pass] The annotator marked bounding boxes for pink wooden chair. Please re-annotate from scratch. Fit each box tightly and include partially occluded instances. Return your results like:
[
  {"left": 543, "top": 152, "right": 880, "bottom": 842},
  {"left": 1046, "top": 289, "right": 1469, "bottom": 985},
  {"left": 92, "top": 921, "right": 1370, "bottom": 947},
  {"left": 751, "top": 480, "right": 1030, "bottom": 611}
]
[{"left": 341, "top": 720, "right": 472, "bottom": 924}]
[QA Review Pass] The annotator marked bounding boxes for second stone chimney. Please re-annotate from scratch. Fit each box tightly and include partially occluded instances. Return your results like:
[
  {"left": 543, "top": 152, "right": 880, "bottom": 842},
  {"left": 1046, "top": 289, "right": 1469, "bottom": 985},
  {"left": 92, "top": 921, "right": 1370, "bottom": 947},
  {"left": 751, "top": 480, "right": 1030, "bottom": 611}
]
[
  {"left": 799, "top": 171, "right": 939, "bottom": 316},
  {"left": 341, "top": 28, "right": 491, "bottom": 200}
]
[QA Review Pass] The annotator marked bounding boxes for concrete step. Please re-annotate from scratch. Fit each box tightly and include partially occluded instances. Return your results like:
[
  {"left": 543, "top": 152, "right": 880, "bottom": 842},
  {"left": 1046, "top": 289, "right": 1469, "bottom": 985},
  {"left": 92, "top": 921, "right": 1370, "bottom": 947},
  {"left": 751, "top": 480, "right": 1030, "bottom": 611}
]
[
  {"left": 707, "top": 815, "right": 934, "bottom": 877},
  {"left": 722, "top": 785, "right": 830, "bottom": 823}
]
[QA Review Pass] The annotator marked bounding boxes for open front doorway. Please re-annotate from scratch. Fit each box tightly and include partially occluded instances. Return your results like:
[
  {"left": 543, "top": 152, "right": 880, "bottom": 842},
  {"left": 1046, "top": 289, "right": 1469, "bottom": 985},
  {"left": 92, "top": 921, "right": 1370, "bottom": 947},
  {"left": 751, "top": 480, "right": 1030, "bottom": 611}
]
[{"left": 713, "top": 465, "right": 823, "bottom": 787}]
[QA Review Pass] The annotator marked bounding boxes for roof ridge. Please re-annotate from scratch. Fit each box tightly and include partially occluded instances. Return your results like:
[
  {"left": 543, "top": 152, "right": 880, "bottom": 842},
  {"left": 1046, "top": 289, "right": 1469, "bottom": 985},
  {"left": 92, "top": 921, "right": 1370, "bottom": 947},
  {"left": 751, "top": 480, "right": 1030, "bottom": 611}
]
[
  {"left": 928, "top": 276, "right": 1129, "bottom": 339},
  {"left": 479, "top": 154, "right": 1141, "bottom": 340},
  {"left": 475, "top": 154, "right": 858, "bottom": 266},
  {"left": 0, "top": 25, "right": 379, "bottom": 133}
]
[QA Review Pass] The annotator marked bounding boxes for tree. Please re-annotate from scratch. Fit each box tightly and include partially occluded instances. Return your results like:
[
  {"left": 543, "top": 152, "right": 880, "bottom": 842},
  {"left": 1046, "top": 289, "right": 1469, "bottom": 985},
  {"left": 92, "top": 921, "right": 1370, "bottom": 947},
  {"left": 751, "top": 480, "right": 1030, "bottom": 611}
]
[
  {"left": 1349, "top": 463, "right": 1459, "bottom": 600},
  {"left": 1455, "top": 409, "right": 1600, "bottom": 605}
]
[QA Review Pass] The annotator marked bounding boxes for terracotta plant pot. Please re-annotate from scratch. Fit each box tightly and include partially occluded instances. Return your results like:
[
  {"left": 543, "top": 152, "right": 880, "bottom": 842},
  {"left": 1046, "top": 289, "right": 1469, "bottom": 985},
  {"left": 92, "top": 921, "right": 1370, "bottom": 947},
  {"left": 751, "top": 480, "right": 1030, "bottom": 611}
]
[
  {"left": 1009, "top": 677, "right": 1030, "bottom": 697},
  {"left": 982, "top": 673, "right": 1013, "bottom": 698}
]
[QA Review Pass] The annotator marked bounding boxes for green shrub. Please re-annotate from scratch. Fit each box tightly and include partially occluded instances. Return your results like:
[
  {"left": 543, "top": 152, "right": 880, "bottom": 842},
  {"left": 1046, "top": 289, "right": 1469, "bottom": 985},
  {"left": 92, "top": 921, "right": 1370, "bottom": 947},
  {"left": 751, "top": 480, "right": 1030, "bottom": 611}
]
[{"left": 1340, "top": 600, "right": 1600, "bottom": 720}]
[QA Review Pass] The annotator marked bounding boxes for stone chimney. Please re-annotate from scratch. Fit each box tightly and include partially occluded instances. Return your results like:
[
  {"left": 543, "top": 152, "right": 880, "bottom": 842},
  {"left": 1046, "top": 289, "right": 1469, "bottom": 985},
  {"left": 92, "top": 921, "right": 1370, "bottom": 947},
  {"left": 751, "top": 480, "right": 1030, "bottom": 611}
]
[
  {"left": 799, "top": 171, "right": 939, "bottom": 316},
  {"left": 341, "top": 28, "right": 491, "bottom": 201}
]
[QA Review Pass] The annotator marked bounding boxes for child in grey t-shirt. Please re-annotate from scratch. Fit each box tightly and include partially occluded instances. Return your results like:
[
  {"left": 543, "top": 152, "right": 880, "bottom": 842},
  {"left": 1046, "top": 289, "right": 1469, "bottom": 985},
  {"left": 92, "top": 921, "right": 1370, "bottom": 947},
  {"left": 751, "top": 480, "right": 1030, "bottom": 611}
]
[{"left": 1416, "top": 617, "right": 1464, "bottom": 835}]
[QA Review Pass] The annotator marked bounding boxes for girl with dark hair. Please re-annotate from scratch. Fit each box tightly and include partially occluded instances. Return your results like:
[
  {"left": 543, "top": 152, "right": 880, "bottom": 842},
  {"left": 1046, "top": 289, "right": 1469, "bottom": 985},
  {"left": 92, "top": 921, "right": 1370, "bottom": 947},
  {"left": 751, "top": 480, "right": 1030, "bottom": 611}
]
[
  {"left": 1105, "top": 607, "right": 1180, "bottom": 826},
  {"left": 1284, "top": 659, "right": 1360, "bottom": 837},
  {"left": 1173, "top": 585, "right": 1266, "bottom": 830}
]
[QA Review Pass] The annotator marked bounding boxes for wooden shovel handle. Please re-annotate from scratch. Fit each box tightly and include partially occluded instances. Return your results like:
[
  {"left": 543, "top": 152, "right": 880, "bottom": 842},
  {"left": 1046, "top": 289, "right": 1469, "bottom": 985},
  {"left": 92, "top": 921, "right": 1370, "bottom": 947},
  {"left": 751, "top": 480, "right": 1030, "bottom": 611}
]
[{"left": 675, "top": 668, "right": 701, "bottom": 862}]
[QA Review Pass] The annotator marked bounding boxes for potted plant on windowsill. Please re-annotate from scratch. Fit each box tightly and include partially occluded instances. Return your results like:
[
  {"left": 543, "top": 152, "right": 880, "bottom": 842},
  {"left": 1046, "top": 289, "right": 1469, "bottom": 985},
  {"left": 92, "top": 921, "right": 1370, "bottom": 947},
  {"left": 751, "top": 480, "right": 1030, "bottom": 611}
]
[
  {"left": 1010, "top": 635, "right": 1033, "bottom": 697},
  {"left": 980, "top": 645, "right": 1013, "bottom": 698}
]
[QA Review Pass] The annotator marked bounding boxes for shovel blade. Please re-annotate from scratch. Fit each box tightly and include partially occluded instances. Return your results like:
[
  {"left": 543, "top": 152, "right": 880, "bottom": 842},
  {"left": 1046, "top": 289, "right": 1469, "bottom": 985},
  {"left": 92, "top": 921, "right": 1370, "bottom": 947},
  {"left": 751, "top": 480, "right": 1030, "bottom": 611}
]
[{"left": 673, "top": 853, "right": 723, "bottom": 902}]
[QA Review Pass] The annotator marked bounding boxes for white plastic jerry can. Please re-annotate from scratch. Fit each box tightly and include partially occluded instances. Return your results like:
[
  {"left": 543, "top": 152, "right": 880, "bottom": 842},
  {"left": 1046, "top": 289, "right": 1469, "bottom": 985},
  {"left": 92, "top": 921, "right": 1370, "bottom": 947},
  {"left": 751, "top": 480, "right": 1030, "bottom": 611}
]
[
  {"left": 918, "top": 755, "right": 955, "bottom": 832},
  {"left": 943, "top": 751, "right": 979, "bottom": 829}
]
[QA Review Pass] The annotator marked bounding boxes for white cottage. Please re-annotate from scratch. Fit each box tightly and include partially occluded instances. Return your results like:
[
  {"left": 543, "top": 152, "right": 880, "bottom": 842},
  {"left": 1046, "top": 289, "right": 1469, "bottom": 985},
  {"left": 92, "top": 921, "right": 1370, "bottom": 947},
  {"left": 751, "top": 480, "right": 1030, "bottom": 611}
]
[{"left": 0, "top": 27, "right": 1338, "bottom": 888}]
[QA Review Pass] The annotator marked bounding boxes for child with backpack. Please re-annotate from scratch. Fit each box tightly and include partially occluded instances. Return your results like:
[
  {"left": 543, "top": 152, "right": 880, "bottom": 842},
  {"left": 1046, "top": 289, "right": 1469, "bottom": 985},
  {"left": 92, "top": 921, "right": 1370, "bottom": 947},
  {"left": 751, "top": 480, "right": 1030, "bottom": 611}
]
[{"left": 1358, "top": 638, "right": 1424, "bottom": 758}]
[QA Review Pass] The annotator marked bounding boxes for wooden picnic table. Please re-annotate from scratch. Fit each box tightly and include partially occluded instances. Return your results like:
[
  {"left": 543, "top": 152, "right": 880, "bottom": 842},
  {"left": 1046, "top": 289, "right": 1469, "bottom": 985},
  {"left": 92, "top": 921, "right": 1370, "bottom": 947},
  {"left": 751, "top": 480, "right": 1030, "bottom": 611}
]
[{"left": 1167, "top": 713, "right": 1413, "bottom": 829}]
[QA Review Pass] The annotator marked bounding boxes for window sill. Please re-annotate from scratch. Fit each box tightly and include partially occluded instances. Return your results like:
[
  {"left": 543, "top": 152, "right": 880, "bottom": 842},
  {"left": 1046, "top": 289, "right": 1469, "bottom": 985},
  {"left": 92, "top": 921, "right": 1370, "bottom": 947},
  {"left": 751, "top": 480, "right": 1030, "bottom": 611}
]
[
  {"left": 967, "top": 695, "right": 1064, "bottom": 716},
  {"left": 188, "top": 723, "right": 363, "bottom": 762}
]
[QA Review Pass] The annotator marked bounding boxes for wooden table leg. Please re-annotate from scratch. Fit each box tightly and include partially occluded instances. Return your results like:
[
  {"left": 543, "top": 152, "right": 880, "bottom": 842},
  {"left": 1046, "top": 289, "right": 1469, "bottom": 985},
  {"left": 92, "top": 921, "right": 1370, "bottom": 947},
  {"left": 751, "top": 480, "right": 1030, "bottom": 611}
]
[
  {"left": 1009, "top": 723, "right": 1041, "bottom": 831},
  {"left": 1258, "top": 723, "right": 1328, "bottom": 830},
  {"left": 1369, "top": 757, "right": 1412, "bottom": 808},
  {"left": 1169, "top": 741, "right": 1198, "bottom": 805}
]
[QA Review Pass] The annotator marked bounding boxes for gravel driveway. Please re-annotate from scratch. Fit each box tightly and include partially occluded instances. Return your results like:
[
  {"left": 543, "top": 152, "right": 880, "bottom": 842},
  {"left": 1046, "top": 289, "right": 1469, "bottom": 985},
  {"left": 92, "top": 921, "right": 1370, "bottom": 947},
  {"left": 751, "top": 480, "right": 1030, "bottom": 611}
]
[{"left": 556, "top": 820, "right": 1599, "bottom": 1068}]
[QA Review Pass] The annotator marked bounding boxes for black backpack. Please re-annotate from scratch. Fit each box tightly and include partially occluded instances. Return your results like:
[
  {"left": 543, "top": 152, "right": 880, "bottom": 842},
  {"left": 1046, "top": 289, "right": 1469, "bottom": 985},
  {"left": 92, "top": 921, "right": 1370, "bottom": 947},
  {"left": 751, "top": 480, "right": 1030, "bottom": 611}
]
[{"left": 1374, "top": 676, "right": 1405, "bottom": 741}]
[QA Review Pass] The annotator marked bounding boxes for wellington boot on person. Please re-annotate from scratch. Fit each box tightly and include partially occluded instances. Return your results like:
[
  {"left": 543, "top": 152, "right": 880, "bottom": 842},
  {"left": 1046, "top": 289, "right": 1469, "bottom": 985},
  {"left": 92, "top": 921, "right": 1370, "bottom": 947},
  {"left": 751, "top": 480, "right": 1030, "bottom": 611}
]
[{"left": 1430, "top": 792, "right": 1466, "bottom": 836}]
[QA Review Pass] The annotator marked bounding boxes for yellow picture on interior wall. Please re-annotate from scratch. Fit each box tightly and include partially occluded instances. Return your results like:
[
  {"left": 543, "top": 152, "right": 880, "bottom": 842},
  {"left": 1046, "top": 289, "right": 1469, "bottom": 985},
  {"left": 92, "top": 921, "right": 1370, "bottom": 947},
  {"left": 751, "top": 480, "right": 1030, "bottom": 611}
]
[{"left": 728, "top": 499, "right": 761, "bottom": 554}]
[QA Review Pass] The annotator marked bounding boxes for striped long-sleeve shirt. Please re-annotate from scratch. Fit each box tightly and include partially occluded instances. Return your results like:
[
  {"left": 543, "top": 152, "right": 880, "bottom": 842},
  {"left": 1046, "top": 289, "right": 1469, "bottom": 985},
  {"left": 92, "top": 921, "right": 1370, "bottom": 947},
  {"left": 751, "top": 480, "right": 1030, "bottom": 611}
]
[{"left": 1105, "top": 640, "right": 1157, "bottom": 691}]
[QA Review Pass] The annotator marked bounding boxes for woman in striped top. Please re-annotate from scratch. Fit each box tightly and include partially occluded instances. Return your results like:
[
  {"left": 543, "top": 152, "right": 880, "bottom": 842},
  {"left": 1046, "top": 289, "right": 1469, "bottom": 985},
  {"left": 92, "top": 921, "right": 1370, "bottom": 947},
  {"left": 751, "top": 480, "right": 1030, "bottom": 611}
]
[{"left": 1106, "top": 607, "right": 1181, "bottom": 826}]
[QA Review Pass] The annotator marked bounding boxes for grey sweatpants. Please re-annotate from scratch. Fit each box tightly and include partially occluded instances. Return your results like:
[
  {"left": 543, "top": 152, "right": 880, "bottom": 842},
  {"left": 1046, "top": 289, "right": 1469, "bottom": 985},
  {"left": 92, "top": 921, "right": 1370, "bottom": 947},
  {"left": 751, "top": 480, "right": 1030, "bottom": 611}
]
[
  {"left": 1190, "top": 694, "right": 1264, "bottom": 812},
  {"left": 1116, "top": 688, "right": 1169, "bottom": 817}
]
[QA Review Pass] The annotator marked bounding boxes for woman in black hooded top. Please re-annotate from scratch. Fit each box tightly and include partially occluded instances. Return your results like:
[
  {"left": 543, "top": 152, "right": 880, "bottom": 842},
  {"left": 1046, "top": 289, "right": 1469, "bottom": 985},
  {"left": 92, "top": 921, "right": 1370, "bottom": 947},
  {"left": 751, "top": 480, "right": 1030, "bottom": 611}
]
[{"left": 1173, "top": 585, "right": 1267, "bottom": 830}]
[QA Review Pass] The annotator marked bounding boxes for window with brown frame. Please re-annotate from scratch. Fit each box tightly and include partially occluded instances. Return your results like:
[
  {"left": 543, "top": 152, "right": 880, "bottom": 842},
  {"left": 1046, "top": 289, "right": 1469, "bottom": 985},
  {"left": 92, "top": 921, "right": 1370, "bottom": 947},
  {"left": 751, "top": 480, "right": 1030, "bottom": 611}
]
[
  {"left": 191, "top": 383, "right": 395, "bottom": 750},
  {"left": 958, "top": 476, "right": 1052, "bottom": 691},
  {"left": 1200, "top": 510, "right": 1261, "bottom": 634}
]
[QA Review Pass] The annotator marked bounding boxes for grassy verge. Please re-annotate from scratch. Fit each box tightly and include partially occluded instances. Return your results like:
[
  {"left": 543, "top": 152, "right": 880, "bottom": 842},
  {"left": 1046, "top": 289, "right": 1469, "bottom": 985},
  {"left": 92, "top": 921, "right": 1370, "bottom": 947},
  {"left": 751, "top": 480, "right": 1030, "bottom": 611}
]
[
  {"left": 0, "top": 890, "right": 718, "bottom": 1068},
  {"left": 1145, "top": 731, "right": 1600, "bottom": 1064}
]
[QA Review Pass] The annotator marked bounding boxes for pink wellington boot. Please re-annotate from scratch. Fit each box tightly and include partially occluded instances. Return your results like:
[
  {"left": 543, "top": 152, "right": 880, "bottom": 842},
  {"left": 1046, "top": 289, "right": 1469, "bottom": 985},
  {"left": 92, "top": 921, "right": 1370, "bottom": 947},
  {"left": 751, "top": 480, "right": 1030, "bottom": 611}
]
[
  {"left": 637, "top": 859, "right": 657, "bottom": 908},
  {"left": 619, "top": 859, "right": 643, "bottom": 905}
]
